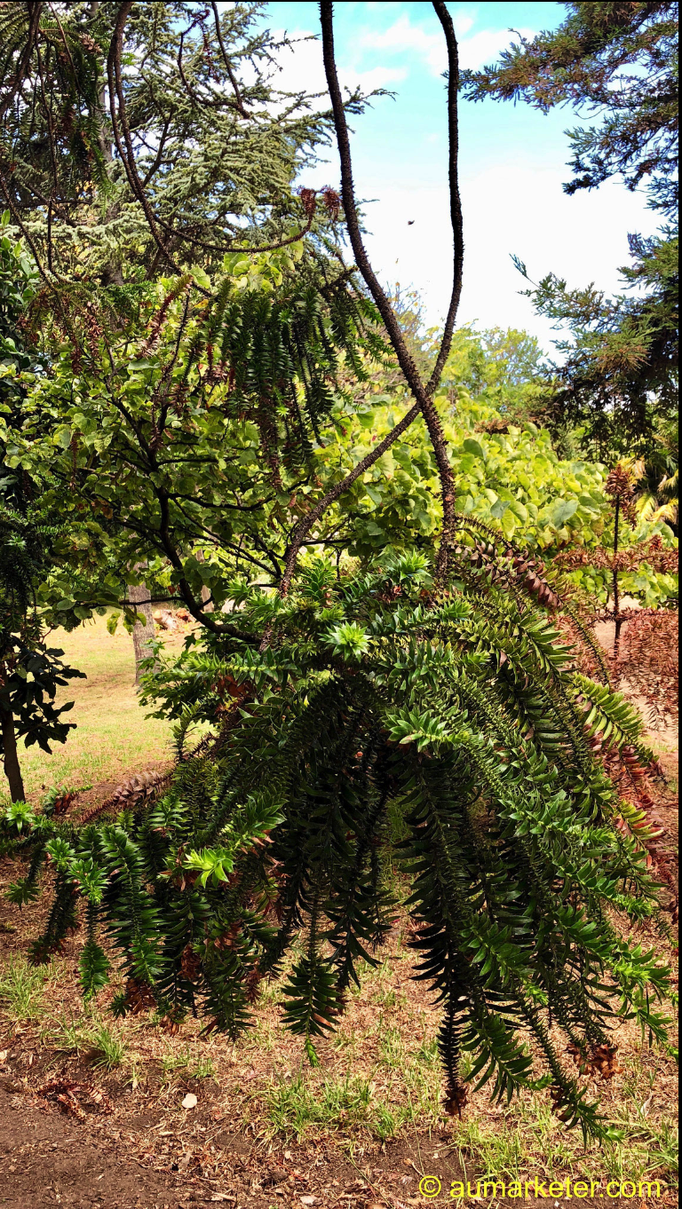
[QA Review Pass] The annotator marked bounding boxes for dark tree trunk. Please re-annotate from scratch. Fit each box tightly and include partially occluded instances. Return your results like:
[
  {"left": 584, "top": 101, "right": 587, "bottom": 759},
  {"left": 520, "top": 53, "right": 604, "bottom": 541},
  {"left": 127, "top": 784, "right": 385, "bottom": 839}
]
[
  {"left": 612, "top": 496, "right": 622, "bottom": 659},
  {"left": 1, "top": 706, "right": 26, "bottom": 802}
]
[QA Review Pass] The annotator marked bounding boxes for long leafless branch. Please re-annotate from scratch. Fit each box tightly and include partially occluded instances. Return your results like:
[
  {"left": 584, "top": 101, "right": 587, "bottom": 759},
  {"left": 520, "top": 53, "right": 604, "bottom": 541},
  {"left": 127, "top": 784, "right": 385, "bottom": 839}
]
[
  {"left": 277, "top": 1, "right": 464, "bottom": 595},
  {"left": 427, "top": 0, "right": 464, "bottom": 394},
  {"left": 316, "top": 0, "right": 462, "bottom": 581},
  {"left": 278, "top": 400, "right": 421, "bottom": 594}
]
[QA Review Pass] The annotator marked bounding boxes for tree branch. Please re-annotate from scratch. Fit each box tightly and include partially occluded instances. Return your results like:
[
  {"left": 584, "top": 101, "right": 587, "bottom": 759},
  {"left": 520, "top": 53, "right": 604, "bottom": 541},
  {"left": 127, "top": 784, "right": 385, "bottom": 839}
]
[
  {"left": 426, "top": 0, "right": 464, "bottom": 395},
  {"left": 319, "top": 0, "right": 459, "bottom": 582},
  {"left": 279, "top": 399, "right": 421, "bottom": 594}
]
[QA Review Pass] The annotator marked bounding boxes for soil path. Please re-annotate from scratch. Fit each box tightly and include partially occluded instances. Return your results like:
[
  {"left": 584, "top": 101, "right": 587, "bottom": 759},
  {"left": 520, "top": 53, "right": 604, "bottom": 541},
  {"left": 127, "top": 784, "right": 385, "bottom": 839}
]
[{"left": 0, "top": 1076, "right": 655, "bottom": 1209}]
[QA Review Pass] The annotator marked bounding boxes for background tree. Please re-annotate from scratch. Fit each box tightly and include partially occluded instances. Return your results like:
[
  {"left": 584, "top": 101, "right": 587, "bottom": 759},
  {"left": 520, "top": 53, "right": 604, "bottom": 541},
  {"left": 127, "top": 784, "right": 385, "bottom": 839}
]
[
  {"left": 0, "top": 211, "right": 86, "bottom": 800},
  {"left": 463, "top": 1, "right": 678, "bottom": 458},
  {"left": 0, "top": 1, "right": 349, "bottom": 280},
  {"left": 0, "top": 500, "right": 86, "bottom": 801}
]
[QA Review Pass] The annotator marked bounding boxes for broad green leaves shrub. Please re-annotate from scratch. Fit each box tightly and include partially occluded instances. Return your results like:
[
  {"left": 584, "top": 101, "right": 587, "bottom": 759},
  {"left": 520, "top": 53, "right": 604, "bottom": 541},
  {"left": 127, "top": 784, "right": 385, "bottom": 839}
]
[{"left": 322, "top": 392, "right": 676, "bottom": 605}]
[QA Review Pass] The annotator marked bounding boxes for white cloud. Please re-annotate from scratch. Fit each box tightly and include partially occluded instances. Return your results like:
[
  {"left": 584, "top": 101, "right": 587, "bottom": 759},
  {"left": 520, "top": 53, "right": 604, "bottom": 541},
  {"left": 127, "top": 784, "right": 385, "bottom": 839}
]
[
  {"left": 359, "top": 13, "right": 534, "bottom": 75},
  {"left": 270, "top": 28, "right": 407, "bottom": 99},
  {"left": 458, "top": 26, "right": 534, "bottom": 70},
  {"left": 355, "top": 166, "right": 660, "bottom": 348},
  {"left": 454, "top": 13, "right": 477, "bottom": 37},
  {"left": 359, "top": 14, "right": 445, "bottom": 75}
]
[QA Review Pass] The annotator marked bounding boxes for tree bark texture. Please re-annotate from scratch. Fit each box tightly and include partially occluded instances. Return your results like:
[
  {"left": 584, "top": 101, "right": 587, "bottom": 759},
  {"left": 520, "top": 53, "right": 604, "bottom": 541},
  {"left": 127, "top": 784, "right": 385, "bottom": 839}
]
[
  {"left": 128, "top": 578, "right": 157, "bottom": 686},
  {"left": 1, "top": 706, "right": 26, "bottom": 802}
]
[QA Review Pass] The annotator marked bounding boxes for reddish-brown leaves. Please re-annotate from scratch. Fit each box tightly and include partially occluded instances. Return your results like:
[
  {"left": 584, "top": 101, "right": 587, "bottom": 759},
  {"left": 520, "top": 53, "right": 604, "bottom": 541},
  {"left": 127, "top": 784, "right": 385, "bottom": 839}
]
[{"left": 37, "top": 1076, "right": 112, "bottom": 1120}]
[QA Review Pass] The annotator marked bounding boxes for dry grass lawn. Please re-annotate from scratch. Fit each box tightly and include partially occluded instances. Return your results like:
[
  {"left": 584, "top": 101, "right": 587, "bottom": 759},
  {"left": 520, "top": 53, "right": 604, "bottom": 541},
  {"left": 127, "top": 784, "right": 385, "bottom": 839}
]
[{"left": 16, "top": 615, "right": 185, "bottom": 802}]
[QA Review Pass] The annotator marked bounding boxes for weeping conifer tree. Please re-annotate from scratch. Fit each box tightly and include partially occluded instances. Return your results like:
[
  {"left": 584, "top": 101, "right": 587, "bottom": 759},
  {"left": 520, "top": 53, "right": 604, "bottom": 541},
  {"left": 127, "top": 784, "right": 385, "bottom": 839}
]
[
  {"left": 1, "top": 544, "right": 673, "bottom": 1136},
  {"left": 0, "top": 1, "right": 675, "bottom": 1141}
]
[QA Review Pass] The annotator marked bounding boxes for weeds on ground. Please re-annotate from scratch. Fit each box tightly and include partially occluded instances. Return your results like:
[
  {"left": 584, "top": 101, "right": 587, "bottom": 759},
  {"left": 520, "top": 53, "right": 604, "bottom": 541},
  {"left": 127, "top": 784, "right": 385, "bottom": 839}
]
[
  {"left": 261, "top": 1013, "right": 444, "bottom": 1143},
  {"left": 264, "top": 1073, "right": 376, "bottom": 1139},
  {"left": 449, "top": 1047, "right": 678, "bottom": 1188},
  {"left": 161, "top": 1048, "right": 216, "bottom": 1081},
  {"left": 90, "top": 1024, "right": 126, "bottom": 1071},
  {"left": 47, "top": 1013, "right": 126, "bottom": 1070},
  {"left": 0, "top": 955, "right": 51, "bottom": 1023}
]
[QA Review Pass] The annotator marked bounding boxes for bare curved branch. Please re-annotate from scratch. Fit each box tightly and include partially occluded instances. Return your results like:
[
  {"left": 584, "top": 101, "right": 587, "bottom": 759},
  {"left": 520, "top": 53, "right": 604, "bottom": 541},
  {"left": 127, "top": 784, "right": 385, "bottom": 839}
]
[
  {"left": 426, "top": 0, "right": 464, "bottom": 395},
  {"left": 318, "top": 0, "right": 460, "bottom": 582},
  {"left": 278, "top": 399, "right": 422, "bottom": 595}
]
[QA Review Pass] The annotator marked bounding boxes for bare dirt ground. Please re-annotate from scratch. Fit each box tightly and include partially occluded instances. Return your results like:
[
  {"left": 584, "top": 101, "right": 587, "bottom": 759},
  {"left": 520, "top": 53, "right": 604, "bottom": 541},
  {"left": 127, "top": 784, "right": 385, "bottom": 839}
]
[
  {"left": 0, "top": 622, "right": 677, "bottom": 1209},
  {"left": 0, "top": 892, "right": 677, "bottom": 1209}
]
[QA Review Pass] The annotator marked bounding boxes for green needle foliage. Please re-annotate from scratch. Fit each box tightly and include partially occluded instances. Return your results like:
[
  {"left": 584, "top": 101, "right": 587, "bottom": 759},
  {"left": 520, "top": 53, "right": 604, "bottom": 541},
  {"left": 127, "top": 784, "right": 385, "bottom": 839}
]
[
  {"left": 463, "top": 1, "right": 679, "bottom": 459},
  {"left": 0, "top": 1, "right": 350, "bottom": 280},
  {"left": 1, "top": 547, "right": 672, "bottom": 1139},
  {"left": 0, "top": 0, "right": 675, "bottom": 1149}
]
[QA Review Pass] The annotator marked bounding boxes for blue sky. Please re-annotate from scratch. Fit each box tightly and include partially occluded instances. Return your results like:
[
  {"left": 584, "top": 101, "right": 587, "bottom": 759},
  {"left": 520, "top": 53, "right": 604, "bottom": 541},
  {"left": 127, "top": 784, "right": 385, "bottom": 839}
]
[{"left": 260, "top": 2, "right": 659, "bottom": 351}]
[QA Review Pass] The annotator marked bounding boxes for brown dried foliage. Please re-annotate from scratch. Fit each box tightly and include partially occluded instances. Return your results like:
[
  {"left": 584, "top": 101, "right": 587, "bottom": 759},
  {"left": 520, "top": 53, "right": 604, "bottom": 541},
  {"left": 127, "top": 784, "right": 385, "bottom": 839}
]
[
  {"left": 37, "top": 1076, "right": 112, "bottom": 1120},
  {"left": 566, "top": 1042, "right": 621, "bottom": 1080},
  {"left": 555, "top": 533, "right": 678, "bottom": 575},
  {"left": 453, "top": 539, "right": 560, "bottom": 609},
  {"left": 50, "top": 789, "right": 78, "bottom": 817},
  {"left": 79, "top": 769, "right": 170, "bottom": 824},
  {"left": 613, "top": 609, "right": 679, "bottom": 723},
  {"left": 556, "top": 610, "right": 678, "bottom": 921},
  {"left": 120, "top": 977, "right": 156, "bottom": 1016}
]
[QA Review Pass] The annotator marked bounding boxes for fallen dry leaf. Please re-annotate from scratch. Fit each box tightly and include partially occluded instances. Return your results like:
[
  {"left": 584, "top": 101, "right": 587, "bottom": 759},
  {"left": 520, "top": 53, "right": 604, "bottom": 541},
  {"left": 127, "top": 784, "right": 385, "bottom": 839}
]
[{"left": 181, "top": 1092, "right": 198, "bottom": 1110}]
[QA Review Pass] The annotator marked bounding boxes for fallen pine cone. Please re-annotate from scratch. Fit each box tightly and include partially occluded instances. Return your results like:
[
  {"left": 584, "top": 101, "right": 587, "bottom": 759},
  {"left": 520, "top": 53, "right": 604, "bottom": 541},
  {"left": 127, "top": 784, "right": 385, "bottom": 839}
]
[{"left": 80, "top": 768, "right": 170, "bottom": 823}]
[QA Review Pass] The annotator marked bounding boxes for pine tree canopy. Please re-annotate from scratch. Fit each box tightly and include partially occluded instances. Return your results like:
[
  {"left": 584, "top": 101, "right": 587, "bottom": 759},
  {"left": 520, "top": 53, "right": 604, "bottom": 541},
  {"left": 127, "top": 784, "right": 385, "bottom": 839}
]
[
  {"left": 463, "top": 2, "right": 679, "bottom": 458},
  {"left": 0, "top": 0, "right": 353, "bottom": 282}
]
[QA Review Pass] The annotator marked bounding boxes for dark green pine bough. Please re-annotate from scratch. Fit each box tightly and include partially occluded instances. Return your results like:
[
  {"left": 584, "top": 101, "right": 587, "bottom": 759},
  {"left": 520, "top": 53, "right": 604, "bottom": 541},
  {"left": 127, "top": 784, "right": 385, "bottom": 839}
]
[
  {"left": 0, "top": 1, "right": 674, "bottom": 1141},
  {"left": 1, "top": 550, "right": 673, "bottom": 1137}
]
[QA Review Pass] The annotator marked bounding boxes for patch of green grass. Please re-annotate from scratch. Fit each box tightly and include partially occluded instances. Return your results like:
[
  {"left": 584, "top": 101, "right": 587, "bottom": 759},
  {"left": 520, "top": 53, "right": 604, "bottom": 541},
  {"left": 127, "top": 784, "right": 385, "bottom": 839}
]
[
  {"left": 14, "top": 615, "right": 183, "bottom": 799},
  {"left": 162, "top": 1047, "right": 216, "bottom": 1080},
  {"left": 193, "top": 1055, "right": 216, "bottom": 1079},
  {"left": 46, "top": 1013, "right": 126, "bottom": 1070},
  {"left": 89, "top": 1023, "right": 126, "bottom": 1071},
  {"left": 371, "top": 985, "right": 408, "bottom": 1009},
  {"left": 377, "top": 1025, "right": 406, "bottom": 1068},
  {"left": 373, "top": 1102, "right": 413, "bottom": 1141},
  {"left": 263, "top": 1065, "right": 440, "bottom": 1142},
  {"left": 161, "top": 1049, "right": 190, "bottom": 1077},
  {"left": 415, "top": 1035, "right": 439, "bottom": 1066},
  {"left": 265, "top": 1073, "right": 374, "bottom": 1139},
  {"left": 332, "top": 1029, "right": 358, "bottom": 1054},
  {"left": 48, "top": 1014, "right": 84, "bottom": 1052},
  {"left": 0, "top": 956, "right": 50, "bottom": 1022},
  {"left": 242, "top": 1018, "right": 279, "bottom": 1053},
  {"left": 452, "top": 1117, "right": 529, "bottom": 1183},
  {"left": 449, "top": 1049, "right": 679, "bottom": 1190}
]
